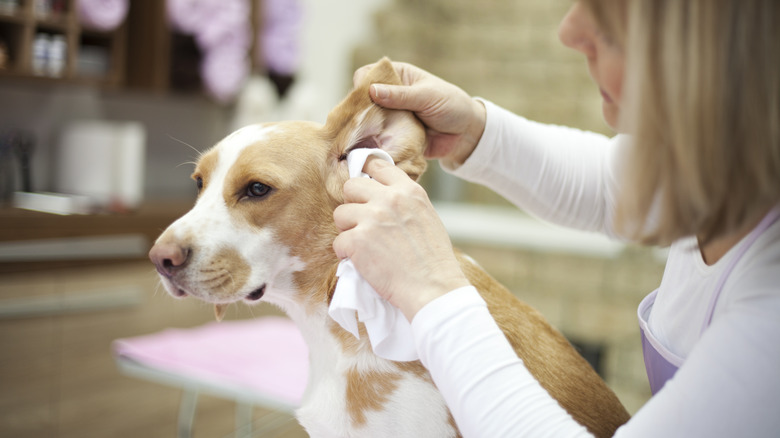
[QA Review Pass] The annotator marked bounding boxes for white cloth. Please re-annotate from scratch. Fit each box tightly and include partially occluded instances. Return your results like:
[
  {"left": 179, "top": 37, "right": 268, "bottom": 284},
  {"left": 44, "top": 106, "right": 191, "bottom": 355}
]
[
  {"left": 328, "top": 148, "right": 419, "bottom": 362},
  {"left": 417, "top": 98, "right": 780, "bottom": 437}
]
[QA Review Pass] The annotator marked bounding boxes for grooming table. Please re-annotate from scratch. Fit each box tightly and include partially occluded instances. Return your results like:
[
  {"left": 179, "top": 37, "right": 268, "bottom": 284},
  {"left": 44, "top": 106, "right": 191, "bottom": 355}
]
[{"left": 112, "top": 316, "right": 309, "bottom": 438}]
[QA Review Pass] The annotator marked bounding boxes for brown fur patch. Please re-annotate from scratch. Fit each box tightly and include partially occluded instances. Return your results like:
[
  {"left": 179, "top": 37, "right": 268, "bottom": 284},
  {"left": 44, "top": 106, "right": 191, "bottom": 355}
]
[
  {"left": 328, "top": 318, "right": 366, "bottom": 356},
  {"left": 345, "top": 367, "right": 402, "bottom": 426},
  {"left": 206, "top": 246, "right": 251, "bottom": 300}
]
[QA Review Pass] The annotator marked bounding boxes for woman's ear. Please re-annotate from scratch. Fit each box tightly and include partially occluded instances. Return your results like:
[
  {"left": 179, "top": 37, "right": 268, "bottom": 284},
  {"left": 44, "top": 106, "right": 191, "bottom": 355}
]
[{"left": 324, "top": 57, "right": 427, "bottom": 181}]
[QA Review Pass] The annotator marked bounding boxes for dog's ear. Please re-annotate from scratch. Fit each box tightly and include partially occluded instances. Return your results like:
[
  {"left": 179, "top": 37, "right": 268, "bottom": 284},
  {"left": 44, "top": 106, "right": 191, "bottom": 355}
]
[{"left": 324, "top": 57, "right": 427, "bottom": 181}]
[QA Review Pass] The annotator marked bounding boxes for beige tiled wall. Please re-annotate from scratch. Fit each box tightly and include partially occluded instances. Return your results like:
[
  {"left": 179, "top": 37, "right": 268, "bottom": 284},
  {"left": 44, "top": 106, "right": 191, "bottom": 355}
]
[{"left": 353, "top": 0, "right": 610, "bottom": 136}]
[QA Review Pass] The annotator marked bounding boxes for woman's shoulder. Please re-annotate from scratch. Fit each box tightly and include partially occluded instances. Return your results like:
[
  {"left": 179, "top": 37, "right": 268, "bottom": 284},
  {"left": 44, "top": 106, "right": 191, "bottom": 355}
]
[{"left": 726, "top": 216, "right": 780, "bottom": 303}]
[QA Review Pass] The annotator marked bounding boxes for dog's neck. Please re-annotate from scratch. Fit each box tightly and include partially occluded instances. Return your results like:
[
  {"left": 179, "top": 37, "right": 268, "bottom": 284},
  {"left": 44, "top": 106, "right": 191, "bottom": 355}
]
[{"left": 266, "top": 230, "right": 380, "bottom": 368}]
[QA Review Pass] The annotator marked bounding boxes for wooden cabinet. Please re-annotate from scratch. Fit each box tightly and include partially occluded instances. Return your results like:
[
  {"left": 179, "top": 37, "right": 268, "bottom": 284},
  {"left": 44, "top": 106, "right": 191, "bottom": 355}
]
[{"left": 0, "top": 0, "right": 125, "bottom": 86}]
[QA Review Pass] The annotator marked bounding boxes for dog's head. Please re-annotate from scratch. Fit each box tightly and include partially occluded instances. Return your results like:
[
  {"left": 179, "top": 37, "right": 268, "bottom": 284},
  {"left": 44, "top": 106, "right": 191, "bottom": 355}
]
[{"left": 149, "top": 58, "right": 426, "bottom": 317}]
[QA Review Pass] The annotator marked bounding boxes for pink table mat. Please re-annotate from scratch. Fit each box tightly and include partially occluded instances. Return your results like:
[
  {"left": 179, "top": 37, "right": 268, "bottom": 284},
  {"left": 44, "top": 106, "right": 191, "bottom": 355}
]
[{"left": 113, "top": 316, "right": 309, "bottom": 406}]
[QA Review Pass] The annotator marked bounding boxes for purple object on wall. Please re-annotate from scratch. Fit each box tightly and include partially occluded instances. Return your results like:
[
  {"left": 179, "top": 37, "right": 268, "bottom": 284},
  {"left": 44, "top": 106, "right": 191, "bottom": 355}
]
[
  {"left": 77, "top": 0, "right": 129, "bottom": 31},
  {"left": 166, "top": 0, "right": 253, "bottom": 103},
  {"left": 261, "top": 0, "right": 303, "bottom": 76}
]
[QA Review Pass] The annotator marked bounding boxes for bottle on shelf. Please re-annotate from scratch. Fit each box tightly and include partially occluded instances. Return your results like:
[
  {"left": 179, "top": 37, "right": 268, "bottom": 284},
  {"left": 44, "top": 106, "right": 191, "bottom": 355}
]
[
  {"left": 47, "top": 34, "right": 66, "bottom": 77},
  {"left": 31, "top": 33, "right": 67, "bottom": 77},
  {"left": 32, "top": 33, "right": 50, "bottom": 76}
]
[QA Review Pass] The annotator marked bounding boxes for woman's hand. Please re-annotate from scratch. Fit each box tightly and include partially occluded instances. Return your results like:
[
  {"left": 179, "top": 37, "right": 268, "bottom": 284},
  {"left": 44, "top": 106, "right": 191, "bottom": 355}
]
[
  {"left": 332, "top": 158, "right": 471, "bottom": 321},
  {"left": 353, "top": 61, "right": 487, "bottom": 168}
]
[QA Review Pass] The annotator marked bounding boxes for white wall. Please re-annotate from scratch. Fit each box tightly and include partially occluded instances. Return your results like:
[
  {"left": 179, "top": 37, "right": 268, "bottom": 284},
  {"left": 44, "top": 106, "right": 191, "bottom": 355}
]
[{"left": 294, "top": 0, "right": 389, "bottom": 122}]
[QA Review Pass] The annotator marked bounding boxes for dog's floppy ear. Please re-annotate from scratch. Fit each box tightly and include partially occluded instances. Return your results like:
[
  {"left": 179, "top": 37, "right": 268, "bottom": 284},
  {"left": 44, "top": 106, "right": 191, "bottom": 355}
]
[{"left": 325, "top": 57, "right": 427, "bottom": 181}]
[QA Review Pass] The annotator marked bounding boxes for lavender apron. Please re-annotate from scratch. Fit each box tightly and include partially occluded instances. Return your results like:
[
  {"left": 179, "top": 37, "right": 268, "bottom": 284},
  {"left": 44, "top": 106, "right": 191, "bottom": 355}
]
[{"left": 638, "top": 207, "right": 780, "bottom": 395}]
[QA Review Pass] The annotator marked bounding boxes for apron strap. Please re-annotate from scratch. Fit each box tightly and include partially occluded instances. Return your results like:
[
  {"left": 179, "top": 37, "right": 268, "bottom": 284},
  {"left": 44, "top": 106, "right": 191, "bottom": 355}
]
[{"left": 700, "top": 206, "right": 780, "bottom": 334}]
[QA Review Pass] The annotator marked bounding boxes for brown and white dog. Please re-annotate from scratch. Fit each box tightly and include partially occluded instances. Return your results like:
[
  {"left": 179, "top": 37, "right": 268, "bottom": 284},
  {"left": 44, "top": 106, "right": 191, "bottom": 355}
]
[{"left": 149, "top": 58, "right": 630, "bottom": 437}]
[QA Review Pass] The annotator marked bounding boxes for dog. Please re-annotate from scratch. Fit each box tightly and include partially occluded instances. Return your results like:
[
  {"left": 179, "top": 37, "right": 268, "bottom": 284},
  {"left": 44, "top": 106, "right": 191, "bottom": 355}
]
[{"left": 149, "top": 58, "right": 630, "bottom": 437}]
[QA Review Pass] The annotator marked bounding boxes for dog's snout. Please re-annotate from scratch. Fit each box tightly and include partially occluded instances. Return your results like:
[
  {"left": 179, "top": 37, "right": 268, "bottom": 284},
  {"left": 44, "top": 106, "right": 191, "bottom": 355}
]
[{"left": 149, "top": 243, "right": 190, "bottom": 277}]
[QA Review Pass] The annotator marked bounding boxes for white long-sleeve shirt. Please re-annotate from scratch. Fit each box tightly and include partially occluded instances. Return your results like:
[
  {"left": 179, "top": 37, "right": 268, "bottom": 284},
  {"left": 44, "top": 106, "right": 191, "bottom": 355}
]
[{"left": 412, "top": 99, "right": 780, "bottom": 437}]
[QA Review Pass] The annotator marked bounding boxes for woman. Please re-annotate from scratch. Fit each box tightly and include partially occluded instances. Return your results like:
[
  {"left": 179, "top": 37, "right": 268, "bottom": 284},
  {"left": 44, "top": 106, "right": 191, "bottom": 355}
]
[{"left": 333, "top": 0, "right": 780, "bottom": 436}]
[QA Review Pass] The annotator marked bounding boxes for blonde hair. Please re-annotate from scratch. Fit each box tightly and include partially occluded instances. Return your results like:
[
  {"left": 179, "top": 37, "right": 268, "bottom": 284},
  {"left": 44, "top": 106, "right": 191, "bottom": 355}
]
[{"left": 587, "top": 0, "right": 780, "bottom": 245}]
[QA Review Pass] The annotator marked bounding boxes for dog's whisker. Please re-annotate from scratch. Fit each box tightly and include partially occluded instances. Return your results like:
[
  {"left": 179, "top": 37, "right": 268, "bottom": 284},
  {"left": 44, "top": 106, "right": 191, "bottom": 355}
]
[
  {"left": 219, "top": 270, "right": 237, "bottom": 297},
  {"left": 198, "top": 274, "right": 220, "bottom": 284},
  {"left": 214, "top": 277, "right": 232, "bottom": 290},
  {"left": 147, "top": 267, "right": 167, "bottom": 298},
  {"left": 167, "top": 134, "right": 203, "bottom": 157},
  {"left": 200, "top": 273, "right": 232, "bottom": 288},
  {"left": 175, "top": 160, "right": 198, "bottom": 169},
  {"left": 225, "top": 270, "right": 236, "bottom": 287},
  {"left": 153, "top": 281, "right": 163, "bottom": 298}
]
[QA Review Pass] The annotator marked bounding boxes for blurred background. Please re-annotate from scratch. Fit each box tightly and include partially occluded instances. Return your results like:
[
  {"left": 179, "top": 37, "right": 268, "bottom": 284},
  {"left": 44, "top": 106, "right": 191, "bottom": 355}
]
[{"left": 0, "top": 0, "right": 663, "bottom": 436}]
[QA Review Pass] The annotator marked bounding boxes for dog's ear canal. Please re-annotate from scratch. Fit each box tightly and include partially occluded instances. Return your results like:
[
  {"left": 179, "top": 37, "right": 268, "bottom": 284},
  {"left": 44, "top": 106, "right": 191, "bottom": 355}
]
[{"left": 325, "top": 57, "right": 427, "bottom": 181}]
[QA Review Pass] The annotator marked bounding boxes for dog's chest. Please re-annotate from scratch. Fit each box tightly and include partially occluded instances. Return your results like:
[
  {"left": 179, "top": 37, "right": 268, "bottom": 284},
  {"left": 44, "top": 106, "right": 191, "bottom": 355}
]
[
  {"left": 294, "top": 334, "right": 457, "bottom": 438},
  {"left": 297, "top": 371, "right": 455, "bottom": 438}
]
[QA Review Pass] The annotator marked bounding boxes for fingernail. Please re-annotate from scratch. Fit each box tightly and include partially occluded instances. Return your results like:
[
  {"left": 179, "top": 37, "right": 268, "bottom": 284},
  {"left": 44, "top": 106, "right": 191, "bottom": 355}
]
[{"left": 372, "top": 84, "right": 388, "bottom": 100}]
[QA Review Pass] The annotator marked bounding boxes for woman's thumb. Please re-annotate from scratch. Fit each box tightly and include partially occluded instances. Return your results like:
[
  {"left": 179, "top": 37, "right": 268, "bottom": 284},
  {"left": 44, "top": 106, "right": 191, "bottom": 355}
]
[{"left": 371, "top": 84, "right": 426, "bottom": 112}]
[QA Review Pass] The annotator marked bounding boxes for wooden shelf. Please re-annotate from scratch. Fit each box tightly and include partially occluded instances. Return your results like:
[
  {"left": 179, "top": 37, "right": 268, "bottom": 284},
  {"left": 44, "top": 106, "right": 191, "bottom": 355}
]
[
  {"left": 0, "top": 13, "right": 26, "bottom": 25},
  {"left": 0, "top": 201, "right": 192, "bottom": 243},
  {"left": 0, "top": 201, "right": 193, "bottom": 273},
  {"left": 0, "top": 0, "right": 125, "bottom": 87}
]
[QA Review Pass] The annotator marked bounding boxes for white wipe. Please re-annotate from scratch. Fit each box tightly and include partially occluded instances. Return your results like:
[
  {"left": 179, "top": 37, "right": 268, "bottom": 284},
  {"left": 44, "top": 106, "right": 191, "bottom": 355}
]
[{"left": 327, "top": 148, "right": 418, "bottom": 362}]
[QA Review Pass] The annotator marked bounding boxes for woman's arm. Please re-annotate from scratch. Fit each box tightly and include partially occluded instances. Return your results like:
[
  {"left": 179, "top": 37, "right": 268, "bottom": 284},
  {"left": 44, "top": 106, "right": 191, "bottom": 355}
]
[
  {"left": 413, "top": 287, "right": 594, "bottom": 437},
  {"left": 446, "top": 99, "right": 626, "bottom": 238}
]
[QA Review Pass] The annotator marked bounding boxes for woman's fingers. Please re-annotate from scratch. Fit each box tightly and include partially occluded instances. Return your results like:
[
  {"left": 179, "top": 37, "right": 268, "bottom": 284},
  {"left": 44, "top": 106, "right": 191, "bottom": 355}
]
[
  {"left": 341, "top": 177, "right": 380, "bottom": 204},
  {"left": 331, "top": 219, "right": 355, "bottom": 260},
  {"left": 362, "top": 158, "right": 409, "bottom": 185},
  {"left": 341, "top": 158, "right": 410, "bottom": 202},
  {"left": 333, "top": 202, "right": 361, "bottom": 231}
]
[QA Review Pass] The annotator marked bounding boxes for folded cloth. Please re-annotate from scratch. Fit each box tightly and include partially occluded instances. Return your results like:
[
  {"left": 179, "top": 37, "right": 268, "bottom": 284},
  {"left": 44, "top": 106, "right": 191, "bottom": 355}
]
[{"left": 328, "top": 148, "right": 419, "bottom": 362}]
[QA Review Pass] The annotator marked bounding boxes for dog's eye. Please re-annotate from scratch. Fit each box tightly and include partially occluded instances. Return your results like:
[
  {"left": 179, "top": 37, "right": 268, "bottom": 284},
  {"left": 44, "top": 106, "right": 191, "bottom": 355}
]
[{"left": 246, "top": 182, "right": 272, "bottom": 198}]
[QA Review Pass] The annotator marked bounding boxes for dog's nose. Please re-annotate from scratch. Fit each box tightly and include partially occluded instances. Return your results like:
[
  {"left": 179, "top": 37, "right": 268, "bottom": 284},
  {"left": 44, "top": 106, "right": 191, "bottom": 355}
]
[{"left": 149, "top": 243, "right": 190, "bottom": 277}]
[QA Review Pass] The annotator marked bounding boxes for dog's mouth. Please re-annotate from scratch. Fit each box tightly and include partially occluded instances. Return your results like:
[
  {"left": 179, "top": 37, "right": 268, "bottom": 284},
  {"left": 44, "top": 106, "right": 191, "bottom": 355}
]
[
  {"left": 245, "top": 284, "right": 266, "bottom": 301},
  {"left": 164, "top": 279, "right": 267, "bottom": 321},
  {"left": 212, "top": 284, "right": 266, "bottom": 321},
  {"left": 164, "top": 279, "right": 265, "bottom": 301}
]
